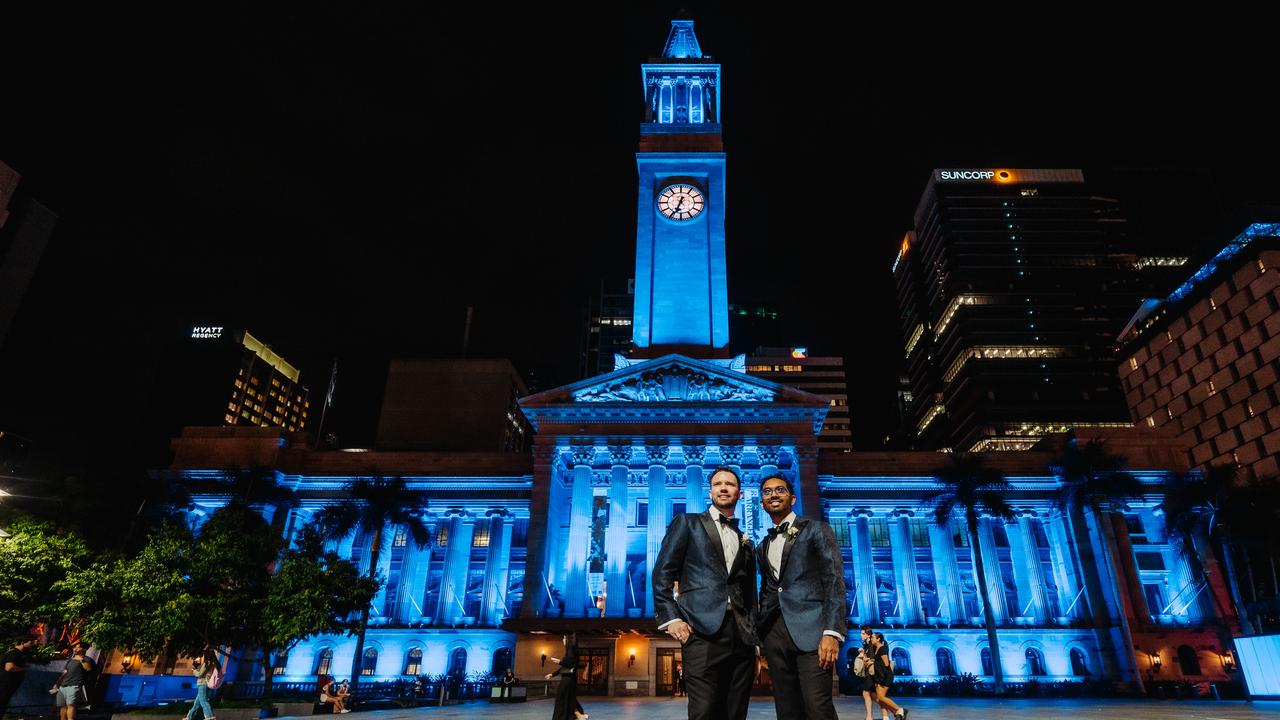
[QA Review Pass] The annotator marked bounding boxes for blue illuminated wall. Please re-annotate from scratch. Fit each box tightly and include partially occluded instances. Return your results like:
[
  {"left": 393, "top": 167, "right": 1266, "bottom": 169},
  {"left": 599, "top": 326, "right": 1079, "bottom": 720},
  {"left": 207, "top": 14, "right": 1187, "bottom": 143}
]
[{"left": 1235, "top": 635, "right": 1280, "bottom": 699}]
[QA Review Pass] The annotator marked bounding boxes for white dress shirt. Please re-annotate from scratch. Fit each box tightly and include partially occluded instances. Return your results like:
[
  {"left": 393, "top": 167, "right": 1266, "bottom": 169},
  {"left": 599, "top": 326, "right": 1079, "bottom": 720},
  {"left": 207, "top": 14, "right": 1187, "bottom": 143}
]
[{"left": 709, "top": 507, "right": 740, "bottom": 573}]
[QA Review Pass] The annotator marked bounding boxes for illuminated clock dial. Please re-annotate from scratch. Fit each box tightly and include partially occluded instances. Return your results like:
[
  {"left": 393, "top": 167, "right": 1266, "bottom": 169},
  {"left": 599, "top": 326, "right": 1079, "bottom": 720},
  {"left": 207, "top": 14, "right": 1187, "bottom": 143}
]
[{"left": 656, "top": 184, "right": 705, "bottom": 221}]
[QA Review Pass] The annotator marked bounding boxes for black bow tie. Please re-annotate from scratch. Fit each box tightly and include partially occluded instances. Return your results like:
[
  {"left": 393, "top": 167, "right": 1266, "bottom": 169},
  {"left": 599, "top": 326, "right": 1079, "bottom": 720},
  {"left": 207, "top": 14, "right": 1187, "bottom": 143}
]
[
  {"left": 766, "top": 521, "right": 791, "bottom": 540},
  {"left": 716, "top": 515, "right": 739, "bottom": 530}
]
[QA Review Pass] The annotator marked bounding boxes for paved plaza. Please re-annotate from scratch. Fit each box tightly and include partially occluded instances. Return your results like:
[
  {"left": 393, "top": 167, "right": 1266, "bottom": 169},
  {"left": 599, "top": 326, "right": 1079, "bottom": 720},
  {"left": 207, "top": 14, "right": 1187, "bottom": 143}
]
[{"left": 286, "top": 696, "right": 1280, "bottom": 720}]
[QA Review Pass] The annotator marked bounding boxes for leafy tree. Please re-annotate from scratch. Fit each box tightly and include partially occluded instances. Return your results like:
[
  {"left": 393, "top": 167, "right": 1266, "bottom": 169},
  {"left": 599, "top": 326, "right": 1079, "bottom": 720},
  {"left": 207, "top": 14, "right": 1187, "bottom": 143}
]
[
  {"left": 922, "top": 452, "right": 1014, "bottom": 694},
  {"left": 313, "top": 476, "right": 429, "bottom": 690},
  {"left": 0, "top": 517, "right": 96, "bottom": 641}
]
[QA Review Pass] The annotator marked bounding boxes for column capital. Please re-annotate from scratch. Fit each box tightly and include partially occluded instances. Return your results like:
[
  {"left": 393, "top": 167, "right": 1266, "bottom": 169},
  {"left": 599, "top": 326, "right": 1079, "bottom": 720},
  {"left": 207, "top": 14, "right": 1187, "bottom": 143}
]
[
  {"left": 608, "top": 444, "right": 633, "bottom": 466},
  {"left": 682, "top": 445, "right": 706, "bottom": 465},
  {"left": 891, "top": 508, "right": 916, "bottom": 519},
  {"left": 1014, "top": 508, "right": 1041, "bottom": 520},
  {"left": 849, "top": 507, "right": 875, "bottom": 519},
  {"left": 645, "top": 443, "right": 670, "bottom": 466},
  {"left": 570, "top": 444, "right": 597, "bottom": 467},
  {"left": 485, "top": 508, "right": 511, "bottom": 519},
  {"left": 718, "top": 444, "right": 744, "bottom": 465},
  {"left": 756, "top": 445, "right": 781, "bottom": 465},
  {"left": 441, "top": 507, "right": 472, "bottom": 520}
]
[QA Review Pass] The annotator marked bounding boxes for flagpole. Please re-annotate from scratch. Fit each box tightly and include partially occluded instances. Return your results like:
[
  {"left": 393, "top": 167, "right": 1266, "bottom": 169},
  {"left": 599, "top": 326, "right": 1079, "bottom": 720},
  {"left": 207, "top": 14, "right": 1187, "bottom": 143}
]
[{"left": 314, "top": 358, "right": 338, "bottom": 449}]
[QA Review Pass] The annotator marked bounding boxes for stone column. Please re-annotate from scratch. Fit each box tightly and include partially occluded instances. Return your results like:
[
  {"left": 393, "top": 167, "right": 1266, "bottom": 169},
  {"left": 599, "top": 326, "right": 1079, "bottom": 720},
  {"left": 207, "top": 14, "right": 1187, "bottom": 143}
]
[
  {"left": 889, "top": 510, "right": 925, "bottom": 625},
  {"left": 605, "top": 445, "right": 632, "bottom": 617},
  {"left": 435, "top": 511, "right": 475, "bottom": 624},
  {"left": 974, "top": 517, "right": 1008, "bottom": 623},
  {"left": 1046, "top": 510, "right": 1084, "bottom": 620},
  {"left": 645, "top": 445, "right": 669, "bottom": 617},
  {"left": 398, "top": 519, "right": 434, "bottom": 624},
  {"left": 481, "top": 510, "right": 513, "bottom": 625},
  {"left": 851, "top": 509, "right": 879, "bottom": 624},
  {"left": 1010, "top": 511, "right": 1050, "bottom": 624},
  {"left": 1152, "top": 509, "right": 1203, "bottom": 621},
  {"left": 928, "top": 520, "right": 963, "bottom": 624},
  {"left": 685, "top": 445, "right": 706, "bottom": 511},
  {"left": 565, "top": 445, "right": 596, "bottom": 618},
  {"left": 520, "top": 443, "right": 558, "bottom": 618}
]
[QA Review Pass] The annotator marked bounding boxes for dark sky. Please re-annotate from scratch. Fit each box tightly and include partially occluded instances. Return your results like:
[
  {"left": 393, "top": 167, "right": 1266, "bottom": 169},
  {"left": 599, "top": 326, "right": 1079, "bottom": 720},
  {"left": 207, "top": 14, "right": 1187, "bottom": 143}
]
[{"left": 2, "top": 3, "right": 1277, "bottom": 475}]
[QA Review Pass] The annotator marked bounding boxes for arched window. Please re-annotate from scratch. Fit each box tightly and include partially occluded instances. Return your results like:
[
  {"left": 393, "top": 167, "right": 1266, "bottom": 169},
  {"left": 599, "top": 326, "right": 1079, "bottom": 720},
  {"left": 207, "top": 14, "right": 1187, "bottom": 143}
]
[
  {"left": 1177, "top": 645, "right": 1201, "bottom": 676},
  {"left": 404, "top": 648, "right": 422, "bottom": 676},
  {"left": 891, "top": 647, "right": 911, "bottom": 676},
  {"left": 492, "top": 647, "right": 513, "bottom": 675},
  {"left": 361, "top": 648, "right": 378, "bottom": 676},
  {"left": 448, "top": 648, "right": 468, "bottom": 676},
  {"left": 1025, "top": 648, "right": 1046, "bottom": 677},
  {"left": 1069, "top": 648, "right": 1089, "bottom": 676},
  {"left": 314, "top": 648, "right": 333, "bottom": 676},
  {"left": 935, "top": 648, "right": 956, "bottom": 676},
  {"left": 980, "top": 647, "right": 993, "bottom": 676}
]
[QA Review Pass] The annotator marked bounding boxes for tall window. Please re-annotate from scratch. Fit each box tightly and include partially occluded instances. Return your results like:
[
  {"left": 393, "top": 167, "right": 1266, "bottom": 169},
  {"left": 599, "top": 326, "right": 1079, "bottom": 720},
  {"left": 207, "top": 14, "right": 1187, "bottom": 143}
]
[
  {"left": 492, "top": 647, "right": 513, "bottom": 675},
  {"left": 361, "top": 648, "right": 378, "bottom": 676},
  {"left": 891, "top": 647, "right": 911, "bottom": 676},
  {"left": 980, "top": 647, "right": 993, "bottom": 676},
  {"left": 936, "top": 648, "right": 957, "bottom": 676},
  {"left": 1069, "top": 648, "right": 1089, "bottom": 676},
  {"left": 448, "top": 648, "right": 468, "bottom": 677},
  {"left": 404, "top": 648, "right": 422, "bottom": 676},
  {"left": 1025, "top": 648, "right": 1046, "bottom": 677},
  {"left": 315, "top": 648, "right": 333, "bottom": 676}
]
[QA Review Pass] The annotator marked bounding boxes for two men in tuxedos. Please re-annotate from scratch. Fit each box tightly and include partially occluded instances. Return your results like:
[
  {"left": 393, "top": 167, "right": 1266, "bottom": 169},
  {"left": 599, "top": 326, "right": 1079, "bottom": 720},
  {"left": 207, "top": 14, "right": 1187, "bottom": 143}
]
[
  {"left": 756, "top": 474, "right": 847, "bottom": 720},
  {"left": 652, "top": 466, "right": 759, "bottom": 720}
]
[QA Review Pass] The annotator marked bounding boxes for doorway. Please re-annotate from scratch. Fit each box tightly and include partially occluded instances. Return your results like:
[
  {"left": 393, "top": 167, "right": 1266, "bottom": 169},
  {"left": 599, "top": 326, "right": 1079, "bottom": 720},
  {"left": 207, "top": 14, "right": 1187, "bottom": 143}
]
[{"left": 656, "top": 648, "right": 683, "bottom": 696}]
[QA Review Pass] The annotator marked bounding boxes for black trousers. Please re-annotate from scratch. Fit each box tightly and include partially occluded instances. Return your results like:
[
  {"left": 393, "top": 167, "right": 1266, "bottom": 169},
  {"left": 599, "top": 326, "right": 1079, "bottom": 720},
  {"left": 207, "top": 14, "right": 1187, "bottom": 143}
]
[
  {"left": 760, "top": 614, "right": 837, "bottom": 720},
  {"left": 682, "top": 611, "right": 755, "bottom": 720},
  {"left": 551, "top": 673, "right": 577, "bottom": 720}
]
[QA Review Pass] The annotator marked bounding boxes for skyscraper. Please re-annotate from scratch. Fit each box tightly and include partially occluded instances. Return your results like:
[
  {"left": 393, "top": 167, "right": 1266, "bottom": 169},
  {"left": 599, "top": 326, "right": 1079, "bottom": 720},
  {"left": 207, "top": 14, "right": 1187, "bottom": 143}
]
[
  {"left": 747, "top": 347, "right": 852, "bottom": 451},
  {"left": 893, "top": 169, "right": 1187, "bottom": 451},
  {"left": 0, "top": 160, "right": 58, "bottom": 352}
]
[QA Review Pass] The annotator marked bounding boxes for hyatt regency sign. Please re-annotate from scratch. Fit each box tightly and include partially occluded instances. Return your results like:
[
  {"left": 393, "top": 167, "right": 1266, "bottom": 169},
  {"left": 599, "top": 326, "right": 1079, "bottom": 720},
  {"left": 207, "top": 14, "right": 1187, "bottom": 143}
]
[{"left": 191, "top": 326, "right": 224, "bottom": 339}]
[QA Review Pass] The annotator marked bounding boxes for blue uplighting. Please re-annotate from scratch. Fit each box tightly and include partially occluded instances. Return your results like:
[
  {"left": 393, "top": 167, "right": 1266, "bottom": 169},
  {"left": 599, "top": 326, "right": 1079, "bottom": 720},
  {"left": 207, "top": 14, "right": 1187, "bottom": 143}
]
[{"left": 1166, "top": 223, "right": 1280, "bottom": 303}]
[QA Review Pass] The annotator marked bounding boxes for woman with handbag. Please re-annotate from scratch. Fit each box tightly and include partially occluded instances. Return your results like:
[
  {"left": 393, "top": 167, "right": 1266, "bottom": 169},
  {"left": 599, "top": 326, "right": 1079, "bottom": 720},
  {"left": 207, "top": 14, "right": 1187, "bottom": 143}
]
[
  {"left": 184, "top": 647, "right": 221, "bottom": 720},
  {"left": 544, "top": 633, "right": 588, "bottom": 720},
  {"left": 870, "top": 633, "right": 907, "bottom": 720}
]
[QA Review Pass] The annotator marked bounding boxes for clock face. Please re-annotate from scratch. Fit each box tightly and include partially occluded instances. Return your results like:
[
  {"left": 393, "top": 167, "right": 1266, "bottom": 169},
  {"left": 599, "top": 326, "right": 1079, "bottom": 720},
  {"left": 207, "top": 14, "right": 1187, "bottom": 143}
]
[{"left": 657, "top": 184, "right": 705, "bottom": 221}]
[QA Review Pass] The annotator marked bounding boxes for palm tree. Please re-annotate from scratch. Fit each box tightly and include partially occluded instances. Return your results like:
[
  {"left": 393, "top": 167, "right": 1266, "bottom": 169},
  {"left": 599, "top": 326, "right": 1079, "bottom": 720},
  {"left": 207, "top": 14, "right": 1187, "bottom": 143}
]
[
  {"left": 313, "top": 475, "right": 431, "bottom": 690},
  {"left": 922, "top": 452, "right": 1014, "bottom": 694},
  {"left": 1052, "top": 437, "right": 1144, "bottom": 692},
  {"left": 1161, "top": 464, "right": 1261, "bottom": 635}
]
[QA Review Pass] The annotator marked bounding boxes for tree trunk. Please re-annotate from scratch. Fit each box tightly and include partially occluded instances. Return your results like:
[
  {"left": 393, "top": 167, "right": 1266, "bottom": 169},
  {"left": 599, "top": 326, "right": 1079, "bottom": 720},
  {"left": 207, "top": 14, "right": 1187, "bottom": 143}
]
[
  {"left": 1218, "top": 535, "right": 1256, "bottom": 635},
  {"left": 261, "top": 650, "right": 275, "bottom": 705},
  {"left": 1094, "top": 506, "right": 1145, "bottom": 695},
  {"left": 968, "top": 513, "right": 1004, "bottom": 695},
  {"left": 348, "top": 529, "right": 384, "bottom": 691}
]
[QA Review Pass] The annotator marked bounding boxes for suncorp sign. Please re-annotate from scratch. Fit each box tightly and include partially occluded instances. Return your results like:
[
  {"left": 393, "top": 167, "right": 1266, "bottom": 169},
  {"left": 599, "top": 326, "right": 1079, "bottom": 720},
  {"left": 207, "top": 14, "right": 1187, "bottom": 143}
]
[{"left": 937, "top": 169, "right": 1014, "bottom": 183}]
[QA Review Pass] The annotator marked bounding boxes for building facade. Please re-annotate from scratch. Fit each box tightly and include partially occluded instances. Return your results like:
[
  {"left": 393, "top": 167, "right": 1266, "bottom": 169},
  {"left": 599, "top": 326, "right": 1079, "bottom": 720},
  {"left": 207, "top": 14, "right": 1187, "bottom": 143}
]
[
  {"left": 1117, "top": 224, "right": 1280, "bottom": 480},
  {"left": 747, "top": 347, "right": 852, "bottom": 452},
  {"left": 893, "top": 169, "right": 1188, "bottom": 452},
  {"left": 153, "top": 21, "right": 1241, "bottom": 698}
]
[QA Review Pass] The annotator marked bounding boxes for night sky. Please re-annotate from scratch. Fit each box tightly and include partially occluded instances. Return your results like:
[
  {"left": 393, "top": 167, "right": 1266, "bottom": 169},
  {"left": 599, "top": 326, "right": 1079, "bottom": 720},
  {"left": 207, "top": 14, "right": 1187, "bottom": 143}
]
[{"left": 2, "top": 3, "right": 1277, "bottom": 476}]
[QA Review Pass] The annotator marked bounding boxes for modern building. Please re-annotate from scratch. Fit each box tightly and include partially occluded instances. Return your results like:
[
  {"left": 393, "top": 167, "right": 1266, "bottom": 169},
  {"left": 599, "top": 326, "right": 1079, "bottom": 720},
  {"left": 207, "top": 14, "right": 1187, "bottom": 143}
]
[
  {"left": 0, "top": 160, "right": 58, "bottom": 352},
  {"left": 581, "top": 279, "right": 635, "bottom": 378},
  {"left": 151, "top": 21, "right": 1241, "bottom": 699},
  {"left": 892, "top": 169, "right": 1189, "bottom": 452},
  {"left": 375, "top": 358, "right": 529, "bottom": 453},
  {"left": 1117, "top": 223, "right": 1280, "bottom": 481},
  {"left": 747, "top": 347, "right": 852, "bottom": 451}
]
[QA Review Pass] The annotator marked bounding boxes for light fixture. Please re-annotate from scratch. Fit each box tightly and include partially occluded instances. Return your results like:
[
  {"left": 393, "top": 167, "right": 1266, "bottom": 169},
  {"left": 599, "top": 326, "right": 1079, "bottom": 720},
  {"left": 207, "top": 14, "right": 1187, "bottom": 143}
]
[
  {"left": 628, "top": 650, "right": 636, "bottom": 668},
  {"left": 121, "top": 653, "right": 136, "bottom": 674},
  {"left": 1150, "top": 652, "right": 1162, "bottom": 673},
  {"left": 1222, "top": 650, "right": 1236, "bottom": 672},
  {"left": 541, "top": 651, "right": 547, "bottom": 667}
]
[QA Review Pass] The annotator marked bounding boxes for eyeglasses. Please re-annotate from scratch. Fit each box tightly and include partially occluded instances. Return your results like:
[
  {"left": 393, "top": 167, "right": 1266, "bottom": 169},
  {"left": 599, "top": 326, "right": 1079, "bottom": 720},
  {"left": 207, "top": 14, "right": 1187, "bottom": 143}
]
[{"left": 760, "top": 486, "right": 790, "bottom": 497}]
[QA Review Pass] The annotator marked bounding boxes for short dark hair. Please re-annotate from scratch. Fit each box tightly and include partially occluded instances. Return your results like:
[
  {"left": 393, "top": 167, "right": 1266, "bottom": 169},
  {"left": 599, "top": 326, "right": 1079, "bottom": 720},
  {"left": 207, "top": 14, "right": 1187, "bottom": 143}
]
[
  {"left": 709, "top": 466, "right": 741, "bottom": 487},
  {"left": 860, "top": 625, "right": 873, "bottom": 634},
  {"left": 759, "top": 474, "right": 793, "bottom": 494}
]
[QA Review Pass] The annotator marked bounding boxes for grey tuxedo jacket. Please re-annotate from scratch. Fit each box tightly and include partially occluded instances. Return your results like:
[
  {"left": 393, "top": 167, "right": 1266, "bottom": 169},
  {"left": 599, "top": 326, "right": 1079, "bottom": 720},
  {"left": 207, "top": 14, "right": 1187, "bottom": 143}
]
[
  {"left": 652, "top": 512, "right": 758, "bottom": 639},
  {"left": 756, "top": 516, "right": 848, "bottom": 652}
]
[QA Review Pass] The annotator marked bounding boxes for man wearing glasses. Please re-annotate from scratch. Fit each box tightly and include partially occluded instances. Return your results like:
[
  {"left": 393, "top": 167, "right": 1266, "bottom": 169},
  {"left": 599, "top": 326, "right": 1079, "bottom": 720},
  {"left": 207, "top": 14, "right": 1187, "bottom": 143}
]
[{"left": 755, "top": 475, "right": 847, "bottom": 720}]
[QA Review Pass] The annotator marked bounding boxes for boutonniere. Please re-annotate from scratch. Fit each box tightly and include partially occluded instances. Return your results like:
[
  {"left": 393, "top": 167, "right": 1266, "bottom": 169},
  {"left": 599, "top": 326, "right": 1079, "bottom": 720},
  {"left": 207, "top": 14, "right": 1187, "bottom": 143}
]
[
  {"left": 785, "top": 526, "right": 800, "bottom": 539},
  {"left": 741, "top": 534, "right": 753, "bottom": 548}
]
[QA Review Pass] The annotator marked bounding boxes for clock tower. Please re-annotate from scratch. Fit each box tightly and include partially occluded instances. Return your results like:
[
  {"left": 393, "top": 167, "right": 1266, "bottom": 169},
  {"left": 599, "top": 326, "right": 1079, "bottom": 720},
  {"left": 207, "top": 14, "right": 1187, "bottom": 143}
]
[{"left": 631, "top": 18, "right": 730, "bottom": 355}]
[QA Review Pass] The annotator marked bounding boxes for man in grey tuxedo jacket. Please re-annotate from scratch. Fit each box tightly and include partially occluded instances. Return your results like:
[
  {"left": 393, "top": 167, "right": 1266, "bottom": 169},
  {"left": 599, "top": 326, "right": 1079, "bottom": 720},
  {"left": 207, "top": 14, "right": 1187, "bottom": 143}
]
[
  {"left": 756, "top": 474, "right": 847, "bottom": 720},
  {"left": 653, "top": 466, "right": 759, "bottom": 720}
]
